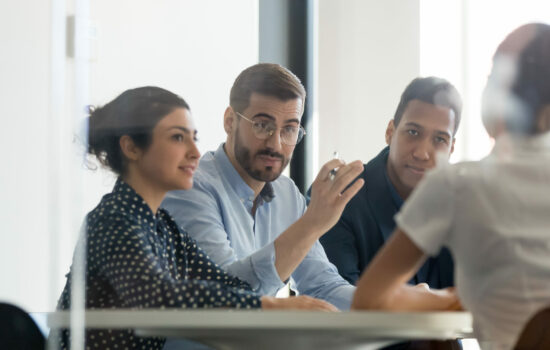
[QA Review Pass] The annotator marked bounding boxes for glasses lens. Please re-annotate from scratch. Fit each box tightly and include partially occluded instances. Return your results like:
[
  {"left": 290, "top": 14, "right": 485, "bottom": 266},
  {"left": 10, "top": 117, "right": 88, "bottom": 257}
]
[
  {"left": 249, "top": 118, "right": 305, "bottom": 145},
  {"left": 281, "top": 127, "right": 305, "bottom": 145},
  {"left": 252, "top": 121, "right": 275, "bottom": 139}
]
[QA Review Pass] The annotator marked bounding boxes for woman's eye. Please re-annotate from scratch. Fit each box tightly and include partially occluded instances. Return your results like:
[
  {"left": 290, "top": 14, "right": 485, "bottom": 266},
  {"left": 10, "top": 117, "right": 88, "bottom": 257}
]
[{"left": 172, "top": 134, "right": 184, "bottom": 142}]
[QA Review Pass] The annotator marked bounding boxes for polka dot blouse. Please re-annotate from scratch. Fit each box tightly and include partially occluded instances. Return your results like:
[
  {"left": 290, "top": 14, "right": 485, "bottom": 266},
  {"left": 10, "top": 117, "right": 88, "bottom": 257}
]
[{"left": 54, "top": 179, "right": 261, "bottom": 349}]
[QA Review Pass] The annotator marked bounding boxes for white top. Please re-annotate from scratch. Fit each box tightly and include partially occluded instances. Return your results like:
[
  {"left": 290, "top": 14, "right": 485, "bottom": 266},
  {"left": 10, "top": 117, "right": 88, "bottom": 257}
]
[{"left": 396, "top": 132, "right": 550, "bottom": 350}]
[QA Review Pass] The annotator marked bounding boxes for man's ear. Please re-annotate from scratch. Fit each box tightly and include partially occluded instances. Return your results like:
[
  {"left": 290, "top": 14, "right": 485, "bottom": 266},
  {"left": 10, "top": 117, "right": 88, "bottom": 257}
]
[
  {"left": 224, "top": 106, "right": 236, "bottom": 135},
  {"left": 385, "top": 120, "right": 395, "bottom": 145},
  {"left": 450, "top": 137, "right": 456, "bottom": 155},
  {"left": 119, "top": 135, "right": 142, "bottom": 162}
]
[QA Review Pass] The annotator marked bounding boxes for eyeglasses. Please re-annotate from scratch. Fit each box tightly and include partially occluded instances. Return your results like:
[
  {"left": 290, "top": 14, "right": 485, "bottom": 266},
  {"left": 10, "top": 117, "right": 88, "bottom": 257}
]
[{"left": 235, "top": 111, "right": 306, "bottom": 146}]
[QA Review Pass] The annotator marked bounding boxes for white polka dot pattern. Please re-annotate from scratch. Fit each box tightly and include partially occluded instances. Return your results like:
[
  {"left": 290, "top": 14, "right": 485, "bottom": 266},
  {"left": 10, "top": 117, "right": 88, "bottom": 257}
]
[{"left": 54, "top": 179, "right": 261, "bottom": 349}]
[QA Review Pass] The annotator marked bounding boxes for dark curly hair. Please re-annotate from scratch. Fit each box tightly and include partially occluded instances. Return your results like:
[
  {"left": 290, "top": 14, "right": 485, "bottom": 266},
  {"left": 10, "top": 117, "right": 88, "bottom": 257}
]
[{"left": 87, "top": 86, "right": 190, "bottom": 175}]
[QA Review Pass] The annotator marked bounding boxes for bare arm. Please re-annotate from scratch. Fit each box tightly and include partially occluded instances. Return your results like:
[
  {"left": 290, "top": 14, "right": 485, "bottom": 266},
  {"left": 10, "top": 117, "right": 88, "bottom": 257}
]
[
  {"left": 352, "top": 228, "right": 460, "bottom": 311},
  {"left": 273, "top": 159, "right": 365, "bottom": 282}
]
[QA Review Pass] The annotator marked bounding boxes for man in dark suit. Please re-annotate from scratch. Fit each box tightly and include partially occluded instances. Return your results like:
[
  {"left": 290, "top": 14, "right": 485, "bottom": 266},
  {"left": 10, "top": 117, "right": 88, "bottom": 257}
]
[{"left": 315, "top": 77, "right": 461, "bottom": 288}]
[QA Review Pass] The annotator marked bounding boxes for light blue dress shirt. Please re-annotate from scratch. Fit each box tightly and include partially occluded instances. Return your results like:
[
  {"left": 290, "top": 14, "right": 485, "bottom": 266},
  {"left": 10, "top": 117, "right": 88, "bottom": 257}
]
[{"left": 163, "top": 143, "right": 355, "bottom": 310}]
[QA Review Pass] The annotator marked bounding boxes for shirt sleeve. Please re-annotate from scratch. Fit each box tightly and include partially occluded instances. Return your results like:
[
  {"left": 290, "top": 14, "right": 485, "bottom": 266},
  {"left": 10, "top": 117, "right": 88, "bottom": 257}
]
[
  {"left": 91, "top": 216, "right": 261, "bottom": 310},
  {"left": 163, "top": 183, "right": 284, "bottom": 295},
  {"left": 181, "top": 233, "right": 256, "bottom": 291},
  {"left": 291, "top": 240, "right": 355, "bottom": 310},
  {"left": 290, "top": 192, "right": 356, "bottom": 311},
  {"left": 395, "top": 166, "right": 455, "bottom": 256}
]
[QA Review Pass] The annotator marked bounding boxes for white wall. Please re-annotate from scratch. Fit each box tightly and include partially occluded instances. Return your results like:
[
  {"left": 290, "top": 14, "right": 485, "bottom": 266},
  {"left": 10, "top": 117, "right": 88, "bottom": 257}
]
[
  {"left": 317, "top": 0, "right": 421, "bottom": 167},
  {"left": 0, "top": 0, "right": 258, "bottom": 312},
  {"left": 0, "top": 0, "right": 54, "bottom": 312}
]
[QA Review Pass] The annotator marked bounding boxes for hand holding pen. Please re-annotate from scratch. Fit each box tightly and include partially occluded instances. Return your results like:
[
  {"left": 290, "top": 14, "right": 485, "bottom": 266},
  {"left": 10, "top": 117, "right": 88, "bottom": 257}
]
[
  {"left": 303, "top": 152, "right": 364, "bottom": 236},
  {"left": 329, "top": 151, "right": 340, "bottom": 181}
]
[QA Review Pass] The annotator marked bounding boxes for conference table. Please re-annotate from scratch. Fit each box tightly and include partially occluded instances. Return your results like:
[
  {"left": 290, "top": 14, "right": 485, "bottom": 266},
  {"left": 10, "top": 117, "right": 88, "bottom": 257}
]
[{"left": 47, "top": 310, "right": 474, "bottom": 350}]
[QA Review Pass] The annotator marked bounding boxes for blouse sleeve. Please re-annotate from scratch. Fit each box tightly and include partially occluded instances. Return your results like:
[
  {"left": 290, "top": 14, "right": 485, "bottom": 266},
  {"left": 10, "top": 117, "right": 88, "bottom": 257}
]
[
  {"left": 181, "top": 233, "right": 256, "bottom": 290},
  {"left": 90, "top": 216, "right": 261, "bottom": 309},
  {"left": 394, "top": 165, "right": 455, "bottom": 256}
]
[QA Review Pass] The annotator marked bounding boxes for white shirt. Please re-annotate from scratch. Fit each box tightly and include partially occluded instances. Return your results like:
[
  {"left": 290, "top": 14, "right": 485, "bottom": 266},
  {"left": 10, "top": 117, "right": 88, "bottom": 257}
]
[{"left": 395, "top": 132, "right": 550, "bottom": 350}]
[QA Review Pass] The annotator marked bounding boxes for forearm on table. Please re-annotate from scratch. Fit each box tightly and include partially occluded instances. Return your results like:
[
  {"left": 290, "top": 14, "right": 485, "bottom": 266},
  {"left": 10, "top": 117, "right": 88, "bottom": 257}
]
[
  {"left": 352, "top": 229, "right": 427, "bottom": 310},
  {"left": 368, "top": 284, "right": 456, "bottom": 311}
]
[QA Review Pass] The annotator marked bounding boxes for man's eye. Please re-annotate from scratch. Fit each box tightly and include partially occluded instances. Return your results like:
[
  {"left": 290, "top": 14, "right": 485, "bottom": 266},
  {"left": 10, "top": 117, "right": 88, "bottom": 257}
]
[
  {"left": 283, "top": 126, "right": 298, "bottom": 135},
  {"left": 254, "top": 121, "right": 269, "bottom": 130},
  {"left": 407, "top": 129, "right": 419, "bottom": 136},
  {"left": 435, "top": 136, "right": 448, "bottom": 144}
]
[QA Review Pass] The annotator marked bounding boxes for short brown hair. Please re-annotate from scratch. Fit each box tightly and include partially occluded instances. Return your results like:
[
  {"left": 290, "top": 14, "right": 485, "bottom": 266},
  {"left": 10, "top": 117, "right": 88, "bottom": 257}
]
[{"left": 230, "top": 63, "right": 306, "bottom": 113}]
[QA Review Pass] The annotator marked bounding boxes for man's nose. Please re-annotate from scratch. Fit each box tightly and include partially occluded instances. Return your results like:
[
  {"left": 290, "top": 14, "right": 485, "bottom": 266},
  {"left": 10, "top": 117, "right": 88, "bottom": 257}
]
[
  {"left": 265, "top": 129, "right": 283, "bottom": 150},
  {"left": 412, "top": 138, "right": 432, "bottom": 161}
]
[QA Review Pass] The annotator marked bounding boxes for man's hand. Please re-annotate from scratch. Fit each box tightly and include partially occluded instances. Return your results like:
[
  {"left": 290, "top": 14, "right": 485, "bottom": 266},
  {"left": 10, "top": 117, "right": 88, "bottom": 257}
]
[
  {"left": 261, "top": 295, "right": 339, "bottom": 312},
  {"left": 303, "top": 159, "right": 365, "bottom": 236},
  {"left": 272, "top": 159, "right": 363, "bottom": 283}
]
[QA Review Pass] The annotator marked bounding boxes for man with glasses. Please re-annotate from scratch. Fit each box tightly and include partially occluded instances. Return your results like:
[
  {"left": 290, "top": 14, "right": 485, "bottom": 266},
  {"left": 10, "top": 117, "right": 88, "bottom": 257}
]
[{"left": 163, "top": 63, "right": 364, "bottom": 310}]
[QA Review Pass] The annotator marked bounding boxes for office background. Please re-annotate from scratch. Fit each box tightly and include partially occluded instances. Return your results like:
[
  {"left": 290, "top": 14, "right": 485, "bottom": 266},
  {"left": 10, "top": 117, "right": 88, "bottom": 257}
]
[{"left": 1, "top": 0, "right": 549, "bottom": 312}]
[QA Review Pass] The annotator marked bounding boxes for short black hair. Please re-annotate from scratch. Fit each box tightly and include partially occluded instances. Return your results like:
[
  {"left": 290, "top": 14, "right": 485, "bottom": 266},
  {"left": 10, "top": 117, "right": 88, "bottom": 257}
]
[
  {"left": 393, "top": 77, "right": 462, "bottom": 136},
  {"left": 87, "top": 86, "right": 190, "bottom": 176}
]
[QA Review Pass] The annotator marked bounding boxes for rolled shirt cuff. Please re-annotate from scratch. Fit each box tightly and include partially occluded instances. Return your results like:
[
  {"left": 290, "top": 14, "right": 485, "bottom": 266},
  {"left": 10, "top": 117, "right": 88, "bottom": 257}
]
[{"left": 223, "top": 241, "right": 285, "bottom": 296}]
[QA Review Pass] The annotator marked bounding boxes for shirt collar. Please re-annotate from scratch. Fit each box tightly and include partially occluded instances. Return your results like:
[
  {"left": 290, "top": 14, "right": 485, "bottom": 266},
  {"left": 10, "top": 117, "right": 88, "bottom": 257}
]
[
  {"left": 382, "top": 158, "right": 404, "bottom": 209},
  {"left": 213, "top": 143, "right": 276, "bottom": 204},
  {"left": 492, "top": 131, "right": 550, "bottom": 157},
  {"left": 112, "top": 178, "right": 161, "bottom": 224}
]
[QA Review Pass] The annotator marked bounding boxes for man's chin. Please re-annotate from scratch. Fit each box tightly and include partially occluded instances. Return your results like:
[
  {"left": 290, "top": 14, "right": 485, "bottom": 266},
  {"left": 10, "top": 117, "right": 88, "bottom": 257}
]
[
  {"left": 256, "top": 171, "right": 282, "bottom": 182},
  {"left": 249, "top": 167, "right": 283, "bottom": 182}
]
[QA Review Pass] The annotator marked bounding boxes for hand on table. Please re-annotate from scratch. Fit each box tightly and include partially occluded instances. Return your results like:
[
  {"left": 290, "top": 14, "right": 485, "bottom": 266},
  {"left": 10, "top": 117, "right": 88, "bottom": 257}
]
[{"left": 261, "top": 295, "right": 339, "bottom": 312}]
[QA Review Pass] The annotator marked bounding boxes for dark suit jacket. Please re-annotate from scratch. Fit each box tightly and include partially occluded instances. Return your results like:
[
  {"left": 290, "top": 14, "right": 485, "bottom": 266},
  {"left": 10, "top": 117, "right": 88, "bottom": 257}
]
[{"left": 313, "top": 147, "right": 454, "bottom": 287}]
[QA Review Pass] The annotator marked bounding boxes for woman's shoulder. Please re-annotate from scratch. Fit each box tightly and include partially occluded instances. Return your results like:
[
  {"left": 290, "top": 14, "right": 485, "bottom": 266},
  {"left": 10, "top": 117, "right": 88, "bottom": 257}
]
[{"left": 85, "top": 193, "right": 142, "bottom": 235}]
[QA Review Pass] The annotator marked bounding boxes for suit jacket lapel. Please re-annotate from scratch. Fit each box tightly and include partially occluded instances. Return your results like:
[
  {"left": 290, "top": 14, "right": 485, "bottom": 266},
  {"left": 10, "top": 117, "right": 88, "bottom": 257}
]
[
  {"left": 364, "top": 147, "right": 399, "bottom": 243},
  {"left": 365, "top": 147, "right": 431, "bottom": 285}
]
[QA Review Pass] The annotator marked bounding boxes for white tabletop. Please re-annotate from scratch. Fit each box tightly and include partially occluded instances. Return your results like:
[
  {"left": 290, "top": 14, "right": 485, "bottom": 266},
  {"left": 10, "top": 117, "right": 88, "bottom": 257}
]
[{"left": 47, "top": 310, "right": 473, "bottom": 350}]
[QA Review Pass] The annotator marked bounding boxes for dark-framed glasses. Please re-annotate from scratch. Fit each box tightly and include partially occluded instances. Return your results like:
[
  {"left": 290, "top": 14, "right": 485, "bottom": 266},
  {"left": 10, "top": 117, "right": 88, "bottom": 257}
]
[{"left": 236, "top": 111, "right": 306, "bottom": 146}]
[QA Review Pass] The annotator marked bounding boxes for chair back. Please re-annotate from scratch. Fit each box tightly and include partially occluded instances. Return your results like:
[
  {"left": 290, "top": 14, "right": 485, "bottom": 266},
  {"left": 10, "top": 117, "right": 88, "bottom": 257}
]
[
  {"left": 0, "top": 302, "right": 45, "bottom": 350},
  {"left": 514, "top": 306, "right": 550, "bottom": 349}
]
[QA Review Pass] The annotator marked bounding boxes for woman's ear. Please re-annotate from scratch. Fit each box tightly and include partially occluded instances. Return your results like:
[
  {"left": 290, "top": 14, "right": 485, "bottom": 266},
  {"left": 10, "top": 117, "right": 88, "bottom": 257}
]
[{"left": 119, "top": 135, "right": 142, "bottom": 161}]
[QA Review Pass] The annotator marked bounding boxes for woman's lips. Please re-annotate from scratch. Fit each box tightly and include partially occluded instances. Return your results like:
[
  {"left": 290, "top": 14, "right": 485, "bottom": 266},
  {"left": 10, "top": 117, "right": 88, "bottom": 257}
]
[{"left": 179, "top": 165, "right": 196, "bottom": 175}]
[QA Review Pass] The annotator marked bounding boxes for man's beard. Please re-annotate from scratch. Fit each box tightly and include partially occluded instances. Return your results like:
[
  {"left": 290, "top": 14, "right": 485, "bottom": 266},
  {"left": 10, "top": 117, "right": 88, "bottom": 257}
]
[{"left": 234, "top": 127, "right": 290, "bottom": 182}]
